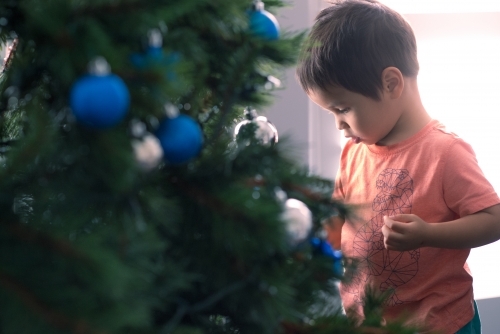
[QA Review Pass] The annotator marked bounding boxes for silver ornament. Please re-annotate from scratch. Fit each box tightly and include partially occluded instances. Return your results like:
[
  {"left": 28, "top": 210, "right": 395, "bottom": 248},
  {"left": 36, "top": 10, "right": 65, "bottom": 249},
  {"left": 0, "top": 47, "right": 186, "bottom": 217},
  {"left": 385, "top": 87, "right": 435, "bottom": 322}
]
[
  {"left": 87, "top": 56, "right": 111, "bottom": 76},
  {"left": 234, "top": 107, "right": 278, "bottom": 146}
]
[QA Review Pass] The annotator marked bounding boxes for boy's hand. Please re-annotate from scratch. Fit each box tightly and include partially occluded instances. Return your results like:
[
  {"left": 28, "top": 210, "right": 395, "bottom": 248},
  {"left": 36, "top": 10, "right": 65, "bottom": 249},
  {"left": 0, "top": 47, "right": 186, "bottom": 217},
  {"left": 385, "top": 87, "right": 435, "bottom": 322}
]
[{"left": 381, "top": 214, "right": 429, "bottom": 251}]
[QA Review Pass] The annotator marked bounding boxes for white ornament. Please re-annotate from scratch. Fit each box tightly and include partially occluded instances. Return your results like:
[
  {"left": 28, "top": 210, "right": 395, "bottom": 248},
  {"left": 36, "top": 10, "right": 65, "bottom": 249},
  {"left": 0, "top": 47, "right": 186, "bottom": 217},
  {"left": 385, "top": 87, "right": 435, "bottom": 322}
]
[
  {"left": 282, "top": 198, "right": 313, "bottom": 246},
  {"left": 132, "top": 134, "right": 163, "bottom": 171}
]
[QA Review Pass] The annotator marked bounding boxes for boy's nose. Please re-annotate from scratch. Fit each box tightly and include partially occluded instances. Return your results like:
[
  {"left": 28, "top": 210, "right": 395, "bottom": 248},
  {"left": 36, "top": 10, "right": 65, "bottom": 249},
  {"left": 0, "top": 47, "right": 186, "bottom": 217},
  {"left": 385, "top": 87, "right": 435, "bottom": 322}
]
[{"left": 336, "top": 118, "right": 349, "bottom": 130}]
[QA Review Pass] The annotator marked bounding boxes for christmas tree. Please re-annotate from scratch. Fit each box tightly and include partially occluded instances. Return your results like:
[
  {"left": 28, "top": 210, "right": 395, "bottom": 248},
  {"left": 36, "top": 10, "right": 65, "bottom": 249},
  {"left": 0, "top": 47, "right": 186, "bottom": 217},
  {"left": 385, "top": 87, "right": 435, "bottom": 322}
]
[{"left": 0, "top": 1, "right": 415, "bottom": 333}]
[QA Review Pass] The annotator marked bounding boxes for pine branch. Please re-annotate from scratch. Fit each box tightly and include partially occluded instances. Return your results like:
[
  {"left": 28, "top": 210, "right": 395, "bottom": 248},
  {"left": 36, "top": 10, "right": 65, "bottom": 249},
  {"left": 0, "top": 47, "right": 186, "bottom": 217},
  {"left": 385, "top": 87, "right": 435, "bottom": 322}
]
[
  {"left": 0, "top": 271, "right": 106, "bottom": 334},
  {"left": 162, "top": 278, "right": 250, "bottom": 333},
  {"left": 245, "top": 177, "right": 343, "bottom": 210},
  {"left": 283, "top": 182, "right": 331, "bottom": 203},
  {"left": 0, "top": 139, "right": 16, "bottom": 146},
  {"left": 206, "top": 47, "right": 259, "bottom": 146},
  {"left": 281, "top": 320, "right": 396, "bottom": 334},
  {"left": 72, "top": 0, "right": 146, "bottom": 16},
  {"left": 3, "top": 222, "right": 90, "bottom": 263},
  {"left": 71, "top": 0, "right": 202, "bottom": 18},
  {"left": 359, "top": 328, "right": 391, "bottom": 334},
  {"left": 171, "top": 176, "right": 263, "bottom": 226},
  {"left": 1, "top": 38, "right": 17, "bottom": 75},
  {"left": 189, "top": 278, "right": 248, "bottom": 314}
]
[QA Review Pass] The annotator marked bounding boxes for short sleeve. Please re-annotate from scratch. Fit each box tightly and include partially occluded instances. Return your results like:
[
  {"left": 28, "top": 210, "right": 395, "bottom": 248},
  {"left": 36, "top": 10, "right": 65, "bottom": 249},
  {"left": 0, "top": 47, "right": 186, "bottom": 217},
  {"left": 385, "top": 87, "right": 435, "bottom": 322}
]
[
  {"left": 333, "top": 143, "right": 350, "bottom": 201},
  {"left": 333, "top": 163, "right": 345, "bottom": 201},
  {"left": 442, "top": 139, "right": 500, "bottom": 217}
]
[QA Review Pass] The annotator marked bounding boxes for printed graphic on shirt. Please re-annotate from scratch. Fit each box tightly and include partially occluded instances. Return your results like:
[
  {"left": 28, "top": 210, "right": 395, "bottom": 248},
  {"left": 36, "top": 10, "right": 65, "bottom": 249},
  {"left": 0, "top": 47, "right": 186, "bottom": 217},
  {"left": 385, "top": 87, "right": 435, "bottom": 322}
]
[{"left": 344, "top": 168, "right": 420, "bottom": 306}]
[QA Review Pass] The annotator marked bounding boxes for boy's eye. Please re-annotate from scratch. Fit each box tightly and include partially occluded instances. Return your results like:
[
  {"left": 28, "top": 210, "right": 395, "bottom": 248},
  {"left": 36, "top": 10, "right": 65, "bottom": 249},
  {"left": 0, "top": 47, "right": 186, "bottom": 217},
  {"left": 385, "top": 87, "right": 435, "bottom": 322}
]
[
  {"left": 327, "top": 107, "right": 350, "bottom": 116},
  {"left": 329, "top": 108, "right": 350, "bottom": 114}
]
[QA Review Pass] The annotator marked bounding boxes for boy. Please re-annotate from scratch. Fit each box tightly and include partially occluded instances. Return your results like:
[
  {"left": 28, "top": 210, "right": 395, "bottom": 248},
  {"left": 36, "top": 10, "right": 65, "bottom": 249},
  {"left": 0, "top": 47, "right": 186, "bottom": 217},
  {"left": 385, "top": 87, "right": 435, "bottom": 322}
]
[{"left": 296, "top": 0, "right": 500, "bottom": 333}]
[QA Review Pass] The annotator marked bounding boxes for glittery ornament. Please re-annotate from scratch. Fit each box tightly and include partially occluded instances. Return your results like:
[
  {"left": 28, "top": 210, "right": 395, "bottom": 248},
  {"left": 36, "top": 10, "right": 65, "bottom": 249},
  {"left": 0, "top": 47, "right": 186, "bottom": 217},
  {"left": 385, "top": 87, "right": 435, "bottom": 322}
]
[{"left": 234, "top": 107, "right": 278, "bottom": 146}]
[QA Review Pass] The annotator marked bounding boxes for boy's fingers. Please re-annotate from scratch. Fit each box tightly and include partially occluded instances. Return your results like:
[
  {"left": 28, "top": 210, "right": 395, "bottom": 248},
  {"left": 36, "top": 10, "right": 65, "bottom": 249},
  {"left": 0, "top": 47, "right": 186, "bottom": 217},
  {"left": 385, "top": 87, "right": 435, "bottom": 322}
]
[
  {"left": 390, "top": 221, "right": 407, "bottom": 234},
  {"left": 383, "top": 216, "right": 407, "bottom": 234},
  {"left": 382, "top": 229, "right": 404, "bottom": 250},
  {"left": 381, "top": 224, "right": 391, "bottom": 237},
  {"left": 388, "top": 214, "right": 415, "bottom": 223},
  {"left": 383, "top": 216, "right": 392, "bottom": 229}
]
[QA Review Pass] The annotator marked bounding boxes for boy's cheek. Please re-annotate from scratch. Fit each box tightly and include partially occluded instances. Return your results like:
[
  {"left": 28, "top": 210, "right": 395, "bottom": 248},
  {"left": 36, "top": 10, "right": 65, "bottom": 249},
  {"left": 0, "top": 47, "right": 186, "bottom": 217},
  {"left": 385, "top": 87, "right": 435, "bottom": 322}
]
[{"left": 324, "top": 216, "right": 343, "bottom": 250}]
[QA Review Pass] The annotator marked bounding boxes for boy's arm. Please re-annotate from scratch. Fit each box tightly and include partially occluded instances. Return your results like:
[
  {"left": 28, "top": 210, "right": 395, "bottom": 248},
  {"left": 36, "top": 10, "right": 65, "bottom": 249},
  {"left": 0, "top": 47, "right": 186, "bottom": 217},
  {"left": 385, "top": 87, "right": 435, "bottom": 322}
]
[{"left": 381, "top": 204, "right": 500, "bottom": 251}]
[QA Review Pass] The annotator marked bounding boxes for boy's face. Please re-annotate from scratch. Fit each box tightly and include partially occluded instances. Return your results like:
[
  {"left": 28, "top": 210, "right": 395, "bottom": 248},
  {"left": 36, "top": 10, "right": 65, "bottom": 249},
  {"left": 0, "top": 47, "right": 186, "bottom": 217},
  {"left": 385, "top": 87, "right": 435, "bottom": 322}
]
[{"left": 307, "top": 85, "right": 402, "bottom": 146}]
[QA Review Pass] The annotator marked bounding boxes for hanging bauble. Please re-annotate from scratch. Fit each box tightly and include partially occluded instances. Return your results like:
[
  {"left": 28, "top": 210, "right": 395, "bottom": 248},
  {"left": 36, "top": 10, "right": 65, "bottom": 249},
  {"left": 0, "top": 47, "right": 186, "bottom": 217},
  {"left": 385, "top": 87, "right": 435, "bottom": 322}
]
[
  {"left": 281, "top": 198, "right": 313, "bottom": 246},
  {"left": 310, "top": 237, "right": 343, "bottom": 277},
  {"left": 162, "top": 52, "right": 181, "bottom": 82},
  {"left": 234, "top": 107, "right": 278, "bottom": 146},
  {"left": 130, "top": 29, "right": 163, "bottom": 68},
  {"left": 155, "top": 104, "right": 203, "bottom": 165},
  {"left": 130, "top": 120, "right": 164, "bottom": 171},
  {"left": 130, "top": 28, "right": 180, "bottom": 81},
  {"left": 146, "top": 28, "right": 163, "bottom": 58},
  {"left": 132, "top": 134, "right": 163, "bottom": 171},
  {"left": 264, "top": 75, "right": 281, "bottom": 91},
  {"left": 248, "top": 1, "right": 280, "bottom": 40},
  {"left": 70, "top": 57, "right": 130, "bottom": 129}
]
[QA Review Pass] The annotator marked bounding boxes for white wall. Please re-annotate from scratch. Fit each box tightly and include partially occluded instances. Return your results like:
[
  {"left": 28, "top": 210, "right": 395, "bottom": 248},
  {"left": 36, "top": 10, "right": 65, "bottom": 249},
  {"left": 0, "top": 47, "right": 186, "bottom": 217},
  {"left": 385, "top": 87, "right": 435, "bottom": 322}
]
[{"left": 264, "top": 0, "right": 341, "bottom": 181}]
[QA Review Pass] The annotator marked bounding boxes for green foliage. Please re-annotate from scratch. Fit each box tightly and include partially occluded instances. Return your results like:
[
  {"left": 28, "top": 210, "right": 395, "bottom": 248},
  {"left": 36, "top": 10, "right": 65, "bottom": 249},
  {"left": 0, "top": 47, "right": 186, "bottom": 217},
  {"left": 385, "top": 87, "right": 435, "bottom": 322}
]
[{"left": 0, "top": 1, "right": 416, "bottom": 333}]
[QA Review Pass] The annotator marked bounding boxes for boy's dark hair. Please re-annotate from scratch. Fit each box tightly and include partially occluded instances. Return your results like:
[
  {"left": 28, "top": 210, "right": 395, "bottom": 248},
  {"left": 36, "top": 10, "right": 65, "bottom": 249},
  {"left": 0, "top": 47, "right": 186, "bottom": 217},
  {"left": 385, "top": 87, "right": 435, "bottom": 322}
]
[{"left": 296, "top": 0, "right": 419, "bottom": 100}]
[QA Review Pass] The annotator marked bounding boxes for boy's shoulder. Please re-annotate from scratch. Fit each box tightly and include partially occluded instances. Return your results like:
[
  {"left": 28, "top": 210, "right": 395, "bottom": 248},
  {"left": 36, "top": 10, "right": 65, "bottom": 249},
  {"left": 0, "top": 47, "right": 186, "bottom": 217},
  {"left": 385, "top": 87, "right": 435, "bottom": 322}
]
[
  {"left": 397, "top": 119, "right": 465, "bottom": 150},
  {"left": 425, "top": 121, "right": 475, "bottom": 155},
  {"left": 433, "top": 121, "right": 459, "bottom": 138}
]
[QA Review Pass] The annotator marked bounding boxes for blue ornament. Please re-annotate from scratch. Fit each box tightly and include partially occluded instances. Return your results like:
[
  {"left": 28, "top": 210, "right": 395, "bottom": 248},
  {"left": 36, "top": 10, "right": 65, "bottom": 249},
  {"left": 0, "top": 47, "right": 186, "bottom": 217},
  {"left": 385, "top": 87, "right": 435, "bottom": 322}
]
[
  {"left": 311, "top": 237, "right": 343, "bottom": 277},
  {"left": 70, "top": 58, "right": 130, "bottom": 129},
  {"left": 249, "top": 1, "right": 280, "bottom": 40},
  {"left": 130, "top": 29, "right": 181, "bottom": 81},
  {"left": 155, "top": 114, "right": 203, "bottom": 165},
  {"left": 130, "top": 47, "right": 180, "bottom": 68}
]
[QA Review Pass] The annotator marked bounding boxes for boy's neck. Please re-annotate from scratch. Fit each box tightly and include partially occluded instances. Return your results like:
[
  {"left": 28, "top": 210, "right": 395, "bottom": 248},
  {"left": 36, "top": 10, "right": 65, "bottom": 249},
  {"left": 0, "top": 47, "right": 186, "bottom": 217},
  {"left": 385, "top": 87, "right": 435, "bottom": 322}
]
[{"left": 376, "top": 77, "right": 431, "bottom": 146}]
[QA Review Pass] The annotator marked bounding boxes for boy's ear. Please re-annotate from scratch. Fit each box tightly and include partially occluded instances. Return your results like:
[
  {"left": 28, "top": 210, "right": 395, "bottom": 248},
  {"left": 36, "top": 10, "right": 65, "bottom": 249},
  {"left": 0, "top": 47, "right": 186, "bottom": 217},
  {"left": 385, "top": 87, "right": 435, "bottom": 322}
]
[{"left": 381, "top": 67, "right": 404, "bottom": 99}]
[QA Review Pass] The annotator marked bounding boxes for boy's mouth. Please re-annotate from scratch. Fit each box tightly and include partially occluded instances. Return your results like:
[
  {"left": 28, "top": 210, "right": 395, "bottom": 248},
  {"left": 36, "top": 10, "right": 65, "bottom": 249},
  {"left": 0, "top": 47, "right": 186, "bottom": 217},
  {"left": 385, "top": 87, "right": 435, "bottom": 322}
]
[{"left": 352, "top": 137, "right": 361, "bottom": 144}]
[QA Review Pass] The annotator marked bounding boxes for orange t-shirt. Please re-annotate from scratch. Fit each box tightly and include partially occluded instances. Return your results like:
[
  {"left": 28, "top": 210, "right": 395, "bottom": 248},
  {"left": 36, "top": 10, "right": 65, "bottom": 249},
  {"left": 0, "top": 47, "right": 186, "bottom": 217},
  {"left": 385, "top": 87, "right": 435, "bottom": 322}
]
[{"left": 334, "top": 120, "right": 500, "bottom": 333}]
